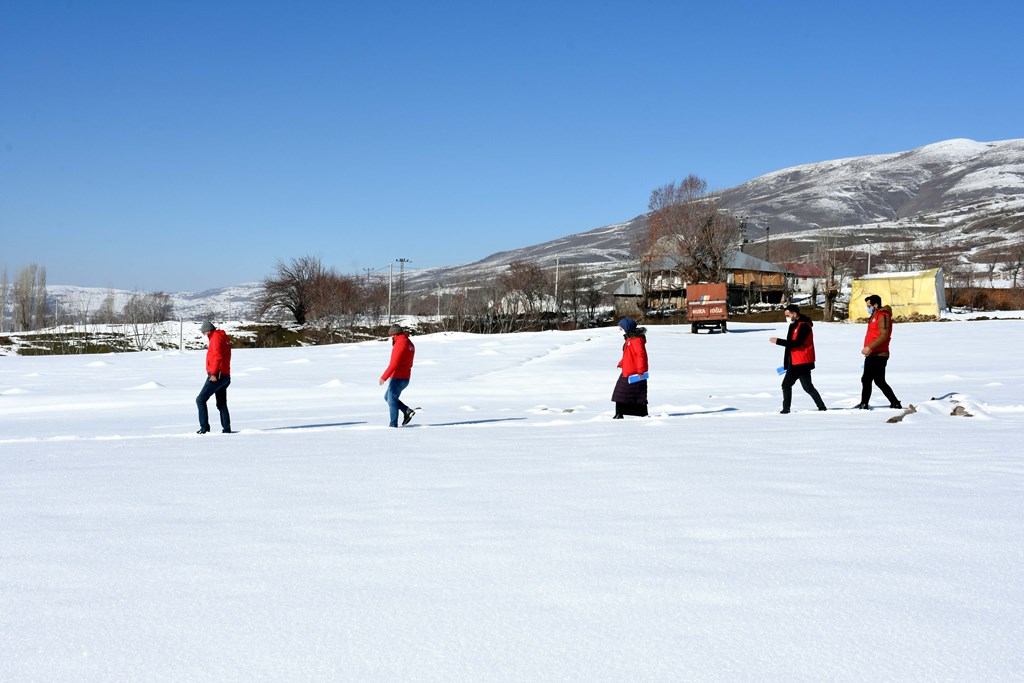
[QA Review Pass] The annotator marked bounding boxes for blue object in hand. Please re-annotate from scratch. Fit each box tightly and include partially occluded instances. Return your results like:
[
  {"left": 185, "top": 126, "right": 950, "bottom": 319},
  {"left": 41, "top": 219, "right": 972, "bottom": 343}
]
[
  {"left": 777, "top": 366, "right": 786, "bottom": 375},
  {"left": 628, "top": 372, "right": 649, "bottom": 384}
]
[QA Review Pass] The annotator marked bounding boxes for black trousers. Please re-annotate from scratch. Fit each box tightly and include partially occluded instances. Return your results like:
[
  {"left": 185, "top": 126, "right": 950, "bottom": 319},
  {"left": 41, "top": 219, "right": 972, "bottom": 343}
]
[
  {"left": 861, "top": 355, "right": 899, "bottom": 406},
  {"left": 781, "top": 365, "right": 826, "bottom": 411}
]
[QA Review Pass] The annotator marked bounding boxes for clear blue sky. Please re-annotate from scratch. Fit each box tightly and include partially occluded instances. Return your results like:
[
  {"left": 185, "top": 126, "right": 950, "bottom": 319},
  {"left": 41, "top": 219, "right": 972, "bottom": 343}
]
[{"left": 2, "top": 0, "right": 1021, "bottom": 292}]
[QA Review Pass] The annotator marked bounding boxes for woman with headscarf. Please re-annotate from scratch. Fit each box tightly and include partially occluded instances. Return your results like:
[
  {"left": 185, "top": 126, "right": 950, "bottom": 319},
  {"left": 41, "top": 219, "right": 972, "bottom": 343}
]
[{"left": 611, "top": 317, "right": 649, "bottom": 418}]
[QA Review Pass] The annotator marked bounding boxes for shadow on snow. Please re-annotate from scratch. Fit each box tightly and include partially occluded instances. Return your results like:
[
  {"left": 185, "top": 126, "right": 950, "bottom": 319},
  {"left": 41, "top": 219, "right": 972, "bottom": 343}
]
[
  {"left": 665, "top": 407, "right": 739, "bottom": 418},
  {"left": 264, "top": 421, "right": 367, "bottom": 431},
  {"left": 414, "top": 417, "right": 529, "bottom": 428}
]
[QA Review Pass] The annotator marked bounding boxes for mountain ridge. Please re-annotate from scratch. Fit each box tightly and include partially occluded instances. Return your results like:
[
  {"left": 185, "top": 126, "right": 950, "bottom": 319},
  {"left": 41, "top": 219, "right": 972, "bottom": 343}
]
[{"left": 44, "top": 137, "right": 1024, "bottom": 318}]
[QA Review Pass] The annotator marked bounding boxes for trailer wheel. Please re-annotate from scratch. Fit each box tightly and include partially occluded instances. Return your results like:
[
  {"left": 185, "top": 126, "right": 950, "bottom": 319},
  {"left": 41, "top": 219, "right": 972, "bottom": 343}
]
[
  {"left": 691, "top": 323, "right": 698, "bottom": 334},
  {"left": 721, "top": 321, "right": 728, "bottom": 333}
]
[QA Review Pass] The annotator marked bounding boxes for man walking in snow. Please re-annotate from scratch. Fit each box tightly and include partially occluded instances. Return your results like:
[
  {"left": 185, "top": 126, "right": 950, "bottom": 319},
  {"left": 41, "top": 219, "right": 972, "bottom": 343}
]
[
  {"left": 769, "top": 304, "right": 828, "bottom": 414},
  {"left": 857, "top": 294, "right": 902, "bottom": 410},
  {"left": 379, "top": 324, "right": 416, "bottom": 427},
  {"left": 196, "top": 321, "right": 232, "bottom": 434}
]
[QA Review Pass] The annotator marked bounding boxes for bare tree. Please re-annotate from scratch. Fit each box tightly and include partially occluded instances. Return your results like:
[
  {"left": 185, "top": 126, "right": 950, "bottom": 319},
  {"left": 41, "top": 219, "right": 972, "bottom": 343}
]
[
  {"left": 440, "top": 283, "right": 470, "bottom": 332},
  {"left": 122, "top": 292, "right": 174, "bottom": 351},
  {"left": 498, "top": 261, "right": 551, "bottom": 331},
  {"left": 875, "top": 240, "right": 919, "bottom": 272},
  {"left": 560, "top": 264, "right": 586, "bottom": 324},
  {"left": 35, "top": 266, "right": 48, "bottom": 328},
  {"left": 361, "top": 277, "right": 390, "bottom": 327},
  {"left": 93, "top": 288, "right": 119, "bottom": 324},
  {"left": 465, "top": 276, "right": 502, "bottom": 333},
  {"left": 256, "top": 256, "right": 326, "bottom": 324},
  {"left": 12, "top": 263, "right": 48, "bottom": 331},
  {"left": 647, "top": 176, "right": 741, "bottom": 284},
  {"left": 308, "top": 270, "right": 364, "bottom": 337},
  {"left": 1008, "top": 243, "right": 1024, "bottom": 288},
  {"left": 630, "top": 216, "right": 667, "bottom": 313},
  {"left": 812, "top": 232, "right": 858, "bottom": 321},
  {"left": 0, "top": 266, "right": 8, "bottom": 333}
]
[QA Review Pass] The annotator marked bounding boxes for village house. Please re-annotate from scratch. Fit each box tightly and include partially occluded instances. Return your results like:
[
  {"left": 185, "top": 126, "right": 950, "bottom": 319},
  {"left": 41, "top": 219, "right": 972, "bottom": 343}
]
[{"left": 614, "top": 253, "right": 792, "bottom": 312}]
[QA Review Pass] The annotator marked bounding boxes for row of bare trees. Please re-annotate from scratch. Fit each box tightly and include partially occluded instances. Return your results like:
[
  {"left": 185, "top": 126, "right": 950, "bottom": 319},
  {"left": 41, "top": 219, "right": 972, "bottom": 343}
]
[
  {"left": 256, "top": 256, "right": 389, "bottom": 329},
  {"left": 257, "top": 256, "right": 608, "bottom": 333}
]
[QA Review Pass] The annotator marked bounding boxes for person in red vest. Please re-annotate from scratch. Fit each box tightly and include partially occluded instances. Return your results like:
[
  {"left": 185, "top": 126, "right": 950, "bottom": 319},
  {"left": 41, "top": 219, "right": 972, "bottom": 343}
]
[
  {"left": 196, "top": 321, "right": 232, "bottom": 434},
  {"left": 379, "top": 324, "right": 416, "bottom": 427},
  {"left": 769, "top": 304, "right": 827, "bottom": 414},
  {"left": 857, "top": 294, "right": 902, "bottom": 410},
  {"left": 611, "top": 317, "right": 649, "bottom": 419}
]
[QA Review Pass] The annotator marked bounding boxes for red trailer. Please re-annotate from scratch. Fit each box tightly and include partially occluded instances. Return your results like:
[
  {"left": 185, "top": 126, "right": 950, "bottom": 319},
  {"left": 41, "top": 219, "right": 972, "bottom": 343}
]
[{"left": 686, "top": 283, "right": 728, "bottom": 334}]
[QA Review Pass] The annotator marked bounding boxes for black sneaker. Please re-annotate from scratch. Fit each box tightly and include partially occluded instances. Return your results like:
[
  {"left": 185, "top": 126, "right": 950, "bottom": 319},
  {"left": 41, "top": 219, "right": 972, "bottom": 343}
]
[
  {"left": 222, "top": 429, "right": 233, "bottom": 434},
  {"left": 780, "top": 409, "right": 790, "bottom": 414},
  {"left": 889, "top": 402, "right": 902, "bottom": 409},
  {"left": 818, "top": 406, "right": 828, "bottom": 411},
  {"left": 855, "top": 403, "right": 870, "bottom": 410},
  {"left": 197, "top": 427, "right": 211, "bottom": 434},
  {"left": 402, "top": 409, "right": 415, "bottom": 426}
]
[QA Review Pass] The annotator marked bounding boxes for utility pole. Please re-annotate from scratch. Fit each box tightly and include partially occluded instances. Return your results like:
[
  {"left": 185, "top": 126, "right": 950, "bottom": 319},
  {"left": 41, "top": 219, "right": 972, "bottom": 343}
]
[
  {"left": 765, "top": 224, "right": 771, "bottom": 262},
  {"left": 387, "top": 262, "right": 393, "bottom": 323},
  {"left": 396, "top": 258, "right": 411, "bottom": 316},
  {"left": 362, "top": 267, "right": 374, "bottom": 284},
  {"left": 553, "top": 256, "right": 560, "bottom": 326}
]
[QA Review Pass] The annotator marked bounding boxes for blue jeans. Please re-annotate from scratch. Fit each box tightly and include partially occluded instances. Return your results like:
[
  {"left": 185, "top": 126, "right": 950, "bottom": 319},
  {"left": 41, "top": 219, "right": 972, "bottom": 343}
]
[
  {"left": 197, "top": 375, "right": 232, "bottom": 432},
  {"left": 384, "top": 378, "right": 411, "bottom": 427}
]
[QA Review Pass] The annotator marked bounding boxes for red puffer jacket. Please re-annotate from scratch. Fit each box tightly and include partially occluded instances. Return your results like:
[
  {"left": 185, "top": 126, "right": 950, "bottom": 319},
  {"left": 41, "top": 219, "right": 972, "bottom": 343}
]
[
  {"left": 788, "top": 319, "right": 816, "bottom": 366},
  {"left": 864, "top": 306, "right": 893, "bottom": 356},
  {"left": 618, "top": 336, "right": 648, "bottom": 378},
  {"left": 206, "top": 329, "right": 232, "bottom": 377},
  {"left": 381, "top": 333, "right": 415, "bottom": 381}
]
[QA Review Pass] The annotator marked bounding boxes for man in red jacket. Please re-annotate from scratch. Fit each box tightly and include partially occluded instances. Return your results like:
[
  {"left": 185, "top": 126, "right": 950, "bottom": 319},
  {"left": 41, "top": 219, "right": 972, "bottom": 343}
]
[
  {"left": 857, "top": 294, "right": 902, "bottom": 410},
  {"left": 769, "top": 304, "right": 827, "bottom": 413},
  {"left": 379, "top": 324, "right": 416, "bottom": 427},
  {"left": 196, "top": 321, "right": 232, "bottom": 434}
]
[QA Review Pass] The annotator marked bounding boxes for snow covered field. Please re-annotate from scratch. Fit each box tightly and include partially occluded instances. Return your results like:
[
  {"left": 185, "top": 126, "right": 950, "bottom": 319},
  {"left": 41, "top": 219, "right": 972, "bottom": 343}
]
[{"left": 2, "top": 319, "right": 1023, "bottom": 681}]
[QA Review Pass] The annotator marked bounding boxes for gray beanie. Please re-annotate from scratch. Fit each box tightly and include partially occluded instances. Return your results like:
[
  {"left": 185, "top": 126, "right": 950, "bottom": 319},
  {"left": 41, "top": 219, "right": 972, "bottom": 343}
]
[
  {"left": 200, "top": 321, "right": 216, "bottom": 333},
  {"left": 387, "top": 324, "right": 403, "bottom": 336}
]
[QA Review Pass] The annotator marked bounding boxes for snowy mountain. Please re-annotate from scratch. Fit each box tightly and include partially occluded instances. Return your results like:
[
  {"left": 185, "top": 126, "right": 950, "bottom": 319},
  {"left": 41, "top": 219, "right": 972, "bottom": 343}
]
[
  {"left": 403, "top": 138, "right": 1024, "bottom": 295},
  {"left": 40, "top": 138, "right": 1024, "bottom": 318},
  {"left": 46, "top": 282, "right": 264, "bottom": 323},
  {"left": 720, "top": 138, "right": 1024, "bottom": 233}
]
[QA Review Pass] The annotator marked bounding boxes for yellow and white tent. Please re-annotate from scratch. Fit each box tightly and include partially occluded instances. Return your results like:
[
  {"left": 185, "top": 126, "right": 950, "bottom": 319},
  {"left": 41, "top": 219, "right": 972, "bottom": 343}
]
[{"left": 850, "top": 268, "right": 947, "bottom": 321}]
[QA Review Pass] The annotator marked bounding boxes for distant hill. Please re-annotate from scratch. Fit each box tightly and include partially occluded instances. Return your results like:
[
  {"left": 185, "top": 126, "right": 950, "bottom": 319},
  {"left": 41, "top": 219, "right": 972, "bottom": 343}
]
[
  {"left": 403, "top": 138, "right": 1024, "bottom": 295},
  {"left": 720, "top": 138, "right": 1024, "bottom": 233},
  {"left": 42, "top": 138, "right": 1024, "bottom": 319},
  {"left": 46, "top": 283, "right": 264, "bottom": 323}
]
